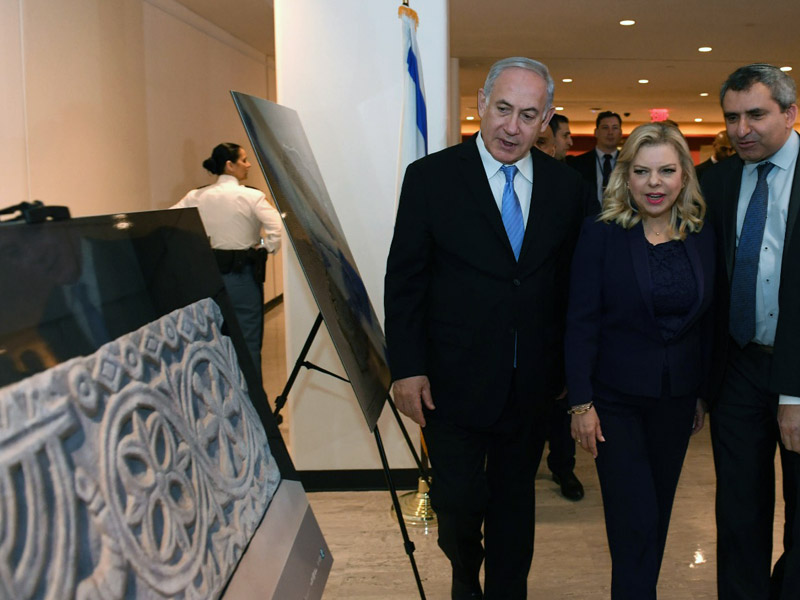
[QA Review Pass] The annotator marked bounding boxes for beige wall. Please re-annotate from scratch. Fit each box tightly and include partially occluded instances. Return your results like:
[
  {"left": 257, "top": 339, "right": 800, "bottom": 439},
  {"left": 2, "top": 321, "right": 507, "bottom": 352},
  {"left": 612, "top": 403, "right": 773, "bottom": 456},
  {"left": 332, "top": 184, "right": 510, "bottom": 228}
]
[
  {"left": 2, "top": 0, "right": 32, "bottom": 206},
  {"left": 2, "top": 0, "right": 281, "bottom": 296},
  {"left": 2, "top": 0, "right": 273, "bottom": 213}
]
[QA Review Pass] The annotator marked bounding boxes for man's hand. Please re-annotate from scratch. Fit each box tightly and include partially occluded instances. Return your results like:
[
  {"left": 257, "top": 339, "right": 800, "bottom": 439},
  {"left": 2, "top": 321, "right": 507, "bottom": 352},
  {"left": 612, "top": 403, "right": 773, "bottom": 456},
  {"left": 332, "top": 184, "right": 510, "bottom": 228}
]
[
  {"left": 691, "top": 398, "right": 707, "bottom": 436},
  {"left": 778, "top": 404, "right": 800, "bottom": 454},
  {"left": 391, "top": 375, "right": 435, "bottom": 427}
]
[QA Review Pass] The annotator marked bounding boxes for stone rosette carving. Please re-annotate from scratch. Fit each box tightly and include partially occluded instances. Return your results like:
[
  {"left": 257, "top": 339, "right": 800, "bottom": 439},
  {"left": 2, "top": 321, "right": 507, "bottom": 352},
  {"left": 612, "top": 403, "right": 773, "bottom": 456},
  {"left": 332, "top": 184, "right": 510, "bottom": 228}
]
[{"left": 0, "top": 298, "right": 280, "bottom": 599}]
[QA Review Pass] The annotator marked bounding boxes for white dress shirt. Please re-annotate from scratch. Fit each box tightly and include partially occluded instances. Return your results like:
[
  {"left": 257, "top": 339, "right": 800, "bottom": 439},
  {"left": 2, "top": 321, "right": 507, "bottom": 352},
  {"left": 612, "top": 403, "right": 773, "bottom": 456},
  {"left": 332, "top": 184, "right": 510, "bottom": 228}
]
[
  {"left": 172, "top": 174, "right": 282, "bottom": 252},
  {"left": 593, "top": 148, "right": 618, "bottom": 204}
]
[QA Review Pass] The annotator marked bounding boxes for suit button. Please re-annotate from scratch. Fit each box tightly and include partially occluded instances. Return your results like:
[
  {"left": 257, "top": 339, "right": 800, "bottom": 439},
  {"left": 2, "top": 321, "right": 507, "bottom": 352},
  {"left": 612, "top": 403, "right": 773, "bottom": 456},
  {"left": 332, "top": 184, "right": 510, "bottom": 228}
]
[{"left": 513, "top": 278, "right": 521, "bottom": 286}]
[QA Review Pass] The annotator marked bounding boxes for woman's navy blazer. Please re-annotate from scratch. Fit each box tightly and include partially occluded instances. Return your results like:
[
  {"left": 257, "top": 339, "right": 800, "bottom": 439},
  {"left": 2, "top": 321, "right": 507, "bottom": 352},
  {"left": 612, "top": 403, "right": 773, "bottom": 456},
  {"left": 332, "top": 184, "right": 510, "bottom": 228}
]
[{"left": 565, "top": 216, "right": 715, "bottom": 406}]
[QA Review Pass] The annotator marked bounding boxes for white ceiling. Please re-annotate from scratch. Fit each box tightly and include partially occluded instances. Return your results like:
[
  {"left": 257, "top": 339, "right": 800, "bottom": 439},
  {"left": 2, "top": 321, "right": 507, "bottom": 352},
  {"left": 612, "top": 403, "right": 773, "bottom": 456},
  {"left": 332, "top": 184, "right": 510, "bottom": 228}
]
[{"left": 175, "top": 0, "right": 800, "bottom": 134}]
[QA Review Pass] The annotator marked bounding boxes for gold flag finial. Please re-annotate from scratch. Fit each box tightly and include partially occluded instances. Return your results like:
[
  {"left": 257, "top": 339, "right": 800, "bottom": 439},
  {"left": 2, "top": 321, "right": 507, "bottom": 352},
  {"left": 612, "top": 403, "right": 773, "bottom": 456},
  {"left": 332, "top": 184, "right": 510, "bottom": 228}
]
[{"left": 398, "top": 4, "right": 418, "bottom": 28}]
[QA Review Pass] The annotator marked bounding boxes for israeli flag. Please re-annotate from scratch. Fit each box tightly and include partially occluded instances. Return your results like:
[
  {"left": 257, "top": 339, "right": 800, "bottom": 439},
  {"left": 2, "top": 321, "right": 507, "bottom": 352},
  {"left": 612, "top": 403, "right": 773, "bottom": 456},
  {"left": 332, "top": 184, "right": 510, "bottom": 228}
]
[{"left": 397, "top": 7, "right": 428, "bottom": 197}]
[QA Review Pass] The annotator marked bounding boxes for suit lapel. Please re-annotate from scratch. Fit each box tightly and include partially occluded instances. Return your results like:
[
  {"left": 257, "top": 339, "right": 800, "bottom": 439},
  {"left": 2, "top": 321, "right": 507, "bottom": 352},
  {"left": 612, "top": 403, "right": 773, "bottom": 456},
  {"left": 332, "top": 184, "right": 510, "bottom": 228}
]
[
  {"left": 679, "top": 231, "right": 705, "bottom": 332},
  {"left": 456, "top": 138, "right": 516, "bottom": 257},
  {"left": 722, "top": 159, "right": 744, "bottom": 280},
  {"left": 783, "top": 134, "right": 800, "bottom": 257},
  {"left": 627, "top": 223, "right": 656, "bottom": 323},
  {"left": 519, "top": 151, "right": 559, "bottom": 265}
]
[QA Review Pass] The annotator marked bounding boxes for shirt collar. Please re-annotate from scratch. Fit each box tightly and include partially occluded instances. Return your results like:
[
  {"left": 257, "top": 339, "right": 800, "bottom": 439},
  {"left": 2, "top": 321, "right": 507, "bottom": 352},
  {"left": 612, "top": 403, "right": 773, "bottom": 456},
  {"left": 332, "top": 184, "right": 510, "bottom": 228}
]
[
  {"left": 217, "top": 174, "right": 240, "bottom": 185},
  {"left": 743, "top": 130, "right": 799, "bottom": 174},
  {"left": 594, "top": 147, "right": 618, "bottom": 160},
  {"left": 476, "top": 132, "right": 533, "bottom": 184}
]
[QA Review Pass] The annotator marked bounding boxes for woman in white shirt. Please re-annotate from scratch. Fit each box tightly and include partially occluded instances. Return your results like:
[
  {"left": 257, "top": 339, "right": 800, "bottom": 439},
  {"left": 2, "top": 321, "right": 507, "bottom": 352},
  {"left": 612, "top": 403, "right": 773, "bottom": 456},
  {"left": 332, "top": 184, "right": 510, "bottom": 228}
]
[{"left": 173, "top": 143, "right": 282, "bottom": 380}]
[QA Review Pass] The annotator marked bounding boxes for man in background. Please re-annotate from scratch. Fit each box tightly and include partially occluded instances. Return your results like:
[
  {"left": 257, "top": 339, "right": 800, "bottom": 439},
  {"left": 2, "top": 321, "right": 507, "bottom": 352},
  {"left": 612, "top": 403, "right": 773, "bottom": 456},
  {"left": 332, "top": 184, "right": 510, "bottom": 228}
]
[
  {"left": 696, "top": 130, "right": 735, "bottom": 179},
  {"left": 568, "top": 111, "right": 623, "bottom": 212},
  {"left": 540, "top": 110, "right": 584, "bottom": 500},
  {"left": 534, "top": 124, "right": 556, "bottom": 156},
  {"left": 549, "top": 114, "right": 573, "bottom": 161}
]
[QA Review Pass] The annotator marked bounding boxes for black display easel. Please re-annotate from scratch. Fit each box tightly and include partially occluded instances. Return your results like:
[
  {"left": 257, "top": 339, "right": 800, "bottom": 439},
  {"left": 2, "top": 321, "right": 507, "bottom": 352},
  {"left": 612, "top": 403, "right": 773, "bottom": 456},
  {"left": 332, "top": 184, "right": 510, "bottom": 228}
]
[{"left": 273, "top": 312, "right": 430, "bottom": 599}]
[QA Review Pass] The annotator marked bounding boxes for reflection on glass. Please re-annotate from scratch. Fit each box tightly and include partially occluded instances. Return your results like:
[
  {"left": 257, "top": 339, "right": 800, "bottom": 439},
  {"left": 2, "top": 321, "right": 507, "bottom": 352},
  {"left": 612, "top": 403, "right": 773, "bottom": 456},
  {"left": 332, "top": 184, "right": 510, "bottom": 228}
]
[
  {"left": 0, "top": 210, "right": 216, "bottom": 387},
  {"left": 232, "top": 92, "right": 390, "bottom": 431}
]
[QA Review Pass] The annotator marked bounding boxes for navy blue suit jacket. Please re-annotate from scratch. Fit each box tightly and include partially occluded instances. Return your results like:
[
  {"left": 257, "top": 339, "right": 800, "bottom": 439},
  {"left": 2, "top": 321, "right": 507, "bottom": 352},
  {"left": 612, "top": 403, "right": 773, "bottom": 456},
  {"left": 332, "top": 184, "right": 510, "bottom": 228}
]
[{"left": 565, "top": 217, "right": 716, "bottom": 406}]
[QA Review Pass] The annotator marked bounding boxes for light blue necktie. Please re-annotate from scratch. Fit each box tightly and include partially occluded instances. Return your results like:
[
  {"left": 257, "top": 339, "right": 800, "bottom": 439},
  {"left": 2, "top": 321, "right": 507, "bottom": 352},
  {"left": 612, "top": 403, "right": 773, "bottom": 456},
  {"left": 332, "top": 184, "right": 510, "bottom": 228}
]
[
  {"left": 500, "top": 165, "right": 524, "bottom": 260},
  {"left": 729, "top": 161, "right": 775, "bottom": 347}
]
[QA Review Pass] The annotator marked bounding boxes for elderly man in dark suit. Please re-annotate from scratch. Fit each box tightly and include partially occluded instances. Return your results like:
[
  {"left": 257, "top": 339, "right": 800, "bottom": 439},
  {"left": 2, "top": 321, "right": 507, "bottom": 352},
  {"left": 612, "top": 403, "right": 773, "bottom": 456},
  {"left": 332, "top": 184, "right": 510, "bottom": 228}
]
[
  {"left": 384, "top": 57, "right": 585, "bottom": 599},
  {"left": 702, "top": 63, "right": 800, "bottom": 600}
]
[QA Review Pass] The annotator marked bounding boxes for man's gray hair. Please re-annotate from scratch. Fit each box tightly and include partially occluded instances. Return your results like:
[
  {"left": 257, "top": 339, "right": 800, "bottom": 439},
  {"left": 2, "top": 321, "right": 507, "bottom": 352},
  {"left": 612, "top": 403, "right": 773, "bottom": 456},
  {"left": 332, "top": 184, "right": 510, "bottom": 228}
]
[
  {"left": 720, "top": 63, "right": 797, "bottom": 111},
  {"left": 483, "top": 57, "right": 554, "bottom": 111}
]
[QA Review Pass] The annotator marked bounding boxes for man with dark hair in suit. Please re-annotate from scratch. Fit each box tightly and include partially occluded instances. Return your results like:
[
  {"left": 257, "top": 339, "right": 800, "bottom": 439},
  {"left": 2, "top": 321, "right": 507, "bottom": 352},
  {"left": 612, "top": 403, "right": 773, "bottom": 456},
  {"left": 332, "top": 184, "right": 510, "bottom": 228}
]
[
  {"left": 534, "top": 123, "right": 556, "bottom": 157},
  {"left": 568, "top": 111, "right": 623, "bottom": 213},
  {"left": 385, "top": 57, "right": 585, "bottom": 599},
  {"left": 537, "top": 115, "right": 584, "bottom": 500},
  {"left": 702, "top": 62, "right": 800, "bottom": 600},
  {"left": 549, "top": 113, "right": 573, "bottom": 161},
  {"left": 695, "top": 130, "right": 735, "bottom": 179}
]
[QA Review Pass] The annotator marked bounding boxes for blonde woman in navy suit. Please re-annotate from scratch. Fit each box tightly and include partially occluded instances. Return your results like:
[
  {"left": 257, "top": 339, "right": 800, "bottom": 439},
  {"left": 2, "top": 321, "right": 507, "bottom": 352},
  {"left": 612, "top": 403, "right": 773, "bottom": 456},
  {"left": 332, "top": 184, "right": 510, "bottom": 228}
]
[{"left": 565, "top": 123, "right": 715, "bottom": 599}]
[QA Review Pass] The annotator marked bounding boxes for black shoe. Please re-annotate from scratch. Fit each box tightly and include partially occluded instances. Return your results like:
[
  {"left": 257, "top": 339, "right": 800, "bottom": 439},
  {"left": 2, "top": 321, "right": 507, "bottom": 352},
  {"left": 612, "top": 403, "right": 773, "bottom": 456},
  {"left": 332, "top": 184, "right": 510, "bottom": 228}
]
[
  {"left": 452, "top": 584, "right": 483, "bottom": 600},
  {"left": 452, "top": 569, "right": 482, "bottom": 599},
  {"left": 552, "top": 471, "right": 584, "bottom": 501}
]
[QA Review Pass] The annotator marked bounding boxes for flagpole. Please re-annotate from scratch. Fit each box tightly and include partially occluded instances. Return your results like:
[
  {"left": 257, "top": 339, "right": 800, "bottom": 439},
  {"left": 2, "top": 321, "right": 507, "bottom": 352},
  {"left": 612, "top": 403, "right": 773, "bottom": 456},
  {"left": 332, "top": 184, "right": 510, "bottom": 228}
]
[{"left": 394, "top": 1, "right": 437, "bottom": 530}]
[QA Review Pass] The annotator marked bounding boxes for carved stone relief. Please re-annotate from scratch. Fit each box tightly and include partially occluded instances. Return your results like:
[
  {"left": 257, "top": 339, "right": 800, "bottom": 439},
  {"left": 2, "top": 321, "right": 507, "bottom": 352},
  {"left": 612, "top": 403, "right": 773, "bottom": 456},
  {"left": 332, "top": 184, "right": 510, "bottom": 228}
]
[{"left": 0, "top": 298, "right": 280, "bottom": 599}]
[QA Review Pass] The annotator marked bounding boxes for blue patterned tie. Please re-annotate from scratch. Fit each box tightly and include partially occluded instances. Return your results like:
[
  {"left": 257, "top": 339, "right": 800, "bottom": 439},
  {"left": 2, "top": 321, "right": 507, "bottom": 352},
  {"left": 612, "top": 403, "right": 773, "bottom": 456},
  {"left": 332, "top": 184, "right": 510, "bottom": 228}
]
[
  {"left": 729, "top": 161, "right": 775, "bottom": 347},
  {"left": 500, "top": 165, "right": 524, "bottom": 260}
]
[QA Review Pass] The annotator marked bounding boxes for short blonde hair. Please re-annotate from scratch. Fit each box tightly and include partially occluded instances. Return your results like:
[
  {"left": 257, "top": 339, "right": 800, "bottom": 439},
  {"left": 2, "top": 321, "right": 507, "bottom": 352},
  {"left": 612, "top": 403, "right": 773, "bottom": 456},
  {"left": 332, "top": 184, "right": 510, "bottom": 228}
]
[{"left": 599, "top": 122, "right": 705, "bottom": 240}]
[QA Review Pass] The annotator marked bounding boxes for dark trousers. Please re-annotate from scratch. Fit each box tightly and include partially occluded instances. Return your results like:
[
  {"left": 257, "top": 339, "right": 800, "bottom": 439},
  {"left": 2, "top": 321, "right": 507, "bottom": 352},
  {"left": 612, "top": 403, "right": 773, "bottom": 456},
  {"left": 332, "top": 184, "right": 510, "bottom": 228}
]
[
  {"left": 423, "top": 388, "right": 548, "bottom": 599},
  {"left": 222, "top": 265, "right": 264, "bottom": 376},
  {"left": 593, "top": 384, "right": 696, "bottom": 600},
  {"left": 711, "top": 343, "right": 800, "bottom": 600},
  {"left": 547, "top": 394, "right": 576, "bottom": 476}
]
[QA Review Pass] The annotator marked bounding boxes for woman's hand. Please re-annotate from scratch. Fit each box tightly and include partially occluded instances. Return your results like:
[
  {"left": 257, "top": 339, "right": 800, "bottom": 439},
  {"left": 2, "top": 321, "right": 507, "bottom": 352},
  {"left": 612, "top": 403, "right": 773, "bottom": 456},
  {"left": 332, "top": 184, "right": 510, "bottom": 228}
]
[
  {"left": 571, "top": 407, "right": 605, "bottom": 459},
  {"left": 691, "top": 398, "right": 707, "bottom": 435}
]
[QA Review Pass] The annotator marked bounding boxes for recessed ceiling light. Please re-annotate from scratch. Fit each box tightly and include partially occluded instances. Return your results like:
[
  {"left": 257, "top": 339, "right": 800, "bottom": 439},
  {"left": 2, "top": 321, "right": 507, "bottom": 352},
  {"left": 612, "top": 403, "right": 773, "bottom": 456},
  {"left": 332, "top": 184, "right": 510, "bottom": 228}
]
[
  {"left": 781, "top": 66, "right": 793, "bottom": 72},
  {"left": 562, "top": 78, "right": 573, "bottom": 83},
  {"left": 694, "top": 118, "right": 703, "bottom": 122},
  {"left": 619, "top": 19, "right": 636, "bottom": 26},
  {"left": 465, "top": 116, "right": 475, "bottom": 121},
  {"left": 638, "top": 79, "right": 649, "bottom": 84},
  {"left": 698, "top": 46, "right": 712, "bottom": 52},
  {"left": 699, "top": 92, "right": 709, "bottom": 97},
  {"left": 555, "top": 106, "right": 564, "bottom": 111}
]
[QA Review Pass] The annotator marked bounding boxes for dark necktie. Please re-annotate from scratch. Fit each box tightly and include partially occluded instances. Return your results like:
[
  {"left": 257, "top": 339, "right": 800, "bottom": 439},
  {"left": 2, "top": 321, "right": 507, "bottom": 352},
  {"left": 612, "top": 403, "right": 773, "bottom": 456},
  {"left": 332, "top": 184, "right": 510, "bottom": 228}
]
[
  {"left": 602, "top": 153, "right": 613, "bottom": 190},
  {"left": 729, "top": 161, "right": 775, "bottom": 347},
  {"left": 500, "top": 165, "right": 524, "bottom": 260}
]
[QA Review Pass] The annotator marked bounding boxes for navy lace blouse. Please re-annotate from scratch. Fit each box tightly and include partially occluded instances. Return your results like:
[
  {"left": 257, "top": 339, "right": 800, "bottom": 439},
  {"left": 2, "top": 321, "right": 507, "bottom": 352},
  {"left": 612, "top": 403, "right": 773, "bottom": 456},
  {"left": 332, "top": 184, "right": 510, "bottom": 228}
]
[{"left": 647, "top": 239, "right": 697, "bottom": 341}]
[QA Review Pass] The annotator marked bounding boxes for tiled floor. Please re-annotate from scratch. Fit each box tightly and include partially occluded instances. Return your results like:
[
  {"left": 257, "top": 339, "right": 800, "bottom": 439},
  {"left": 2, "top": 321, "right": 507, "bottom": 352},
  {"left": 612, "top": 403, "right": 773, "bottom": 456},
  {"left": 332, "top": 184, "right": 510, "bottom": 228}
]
[{"left": 262, "top": 303, "right": 785, "bottom": 599}]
